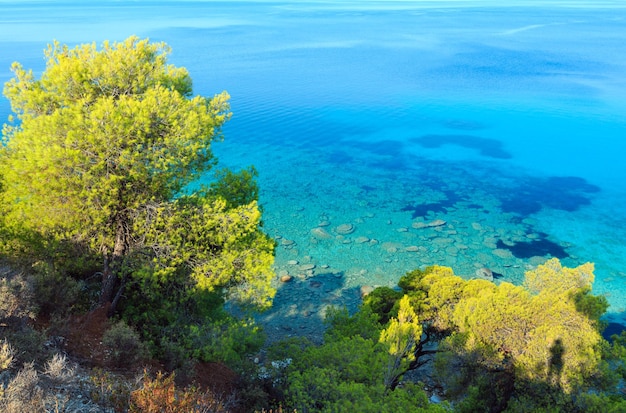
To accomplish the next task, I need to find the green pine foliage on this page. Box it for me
[0,36,275,314]
[0,37,275,380]
[271,306,449,413]
[395,260,625,412]
[362,286,403,324]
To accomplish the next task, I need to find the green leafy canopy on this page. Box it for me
[1,36,275,311]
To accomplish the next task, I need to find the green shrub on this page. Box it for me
[29,262,89,318]
[186,318,265,369]
[0,272,50,366]
[2,327,48,367]
[362,287,403,324]
[102,321,148,368]
[158,338,192,374]
[90,367,135,412]
[323,306,382,343]
[0,274,35,327]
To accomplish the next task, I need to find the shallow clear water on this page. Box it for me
[2,1,626,338]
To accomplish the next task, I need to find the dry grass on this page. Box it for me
[0,340,14,371]
[0,355,124,413]
[130,370,232,413]
[0,363,45,413]
[44,353,76,384]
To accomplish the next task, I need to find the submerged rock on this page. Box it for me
[335,223,355,235]
[493,248,513,259]
[381,242,403,253]
[412,219,447,229]
[433,237,454,245]
[311,227,332,239]
[475,267,493,281]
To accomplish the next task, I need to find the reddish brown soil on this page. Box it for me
[191,361,239,396]
[61,306,244,411]
[64,304,112,367]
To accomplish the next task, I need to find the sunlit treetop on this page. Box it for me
[0,36,274,311]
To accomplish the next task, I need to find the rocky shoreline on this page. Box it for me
[256,207,576,344]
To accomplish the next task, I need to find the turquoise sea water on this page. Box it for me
[2,1,626,339]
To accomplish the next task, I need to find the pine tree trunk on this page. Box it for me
[99,219,128,314]
[99,258,117,306]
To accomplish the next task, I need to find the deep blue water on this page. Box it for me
[2,1,626,337]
